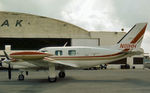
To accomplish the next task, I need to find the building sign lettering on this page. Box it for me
[1,19,23,27]
[15,20,23,27]
[1,20,9,27]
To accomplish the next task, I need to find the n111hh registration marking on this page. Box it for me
[120,44,136,49]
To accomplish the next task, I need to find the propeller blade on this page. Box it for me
[8,64,11,80]
[2,51,12,80]
[0,60,2,67]
[3,50,10,60]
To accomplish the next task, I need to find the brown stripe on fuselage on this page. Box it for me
[50,51,127,60]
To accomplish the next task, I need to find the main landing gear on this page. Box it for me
[59,71,65,78]
[48,64,57,82]
[48,77,57,82]
[48,71,66,82]
[48,64,66,82]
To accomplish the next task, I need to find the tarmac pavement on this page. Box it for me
[0,69,150,93]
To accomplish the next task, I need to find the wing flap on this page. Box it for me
[43,57,78,68]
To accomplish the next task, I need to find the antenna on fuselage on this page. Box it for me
[63,42,68,47]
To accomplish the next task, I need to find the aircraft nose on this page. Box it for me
[0,59,9,68]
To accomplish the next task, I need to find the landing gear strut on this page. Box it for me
[48,64,57,82]
[25,71,29,76]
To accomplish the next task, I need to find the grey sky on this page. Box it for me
[0,0,150,54]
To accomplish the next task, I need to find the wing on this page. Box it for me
[43,57,78,67]
[10,51,78,68]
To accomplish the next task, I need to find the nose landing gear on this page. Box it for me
[18,71,24,81]
[18,74,24,81]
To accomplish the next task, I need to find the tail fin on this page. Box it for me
[117,23,147,51]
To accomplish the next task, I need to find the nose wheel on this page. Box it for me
[18,71,25,81]
[18,74,24,81]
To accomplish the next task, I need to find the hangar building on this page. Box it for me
[0,11,144,69]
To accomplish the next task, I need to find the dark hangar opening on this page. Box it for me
[0,38,71,50]
[109,58,127,64]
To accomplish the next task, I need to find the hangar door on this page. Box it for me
[72,39,100,47]
[0,38,71,50]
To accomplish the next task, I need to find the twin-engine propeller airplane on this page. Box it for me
[0,23,148,82]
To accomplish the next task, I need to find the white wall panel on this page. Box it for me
[72,39,99,47]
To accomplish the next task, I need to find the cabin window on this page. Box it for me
[68,50,76,56]
[55,50,63,56]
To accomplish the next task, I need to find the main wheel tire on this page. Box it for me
[48,77,57,82]
[18,74,24,81]
[59,72,65,78]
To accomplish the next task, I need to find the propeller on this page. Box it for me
[3,50,10,60]
[3,50,12,80]
[0,59,2,67]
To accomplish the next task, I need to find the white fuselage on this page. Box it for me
[39,46,127,68]
[2,46,129,69]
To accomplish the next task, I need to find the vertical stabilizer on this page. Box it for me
[117,23,147,51]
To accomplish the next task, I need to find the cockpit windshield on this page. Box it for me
[39,49,48,53]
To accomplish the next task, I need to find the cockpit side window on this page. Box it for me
[55,50,63,56]
[68,50,76,56]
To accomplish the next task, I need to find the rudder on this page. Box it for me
[117,23,147,51]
